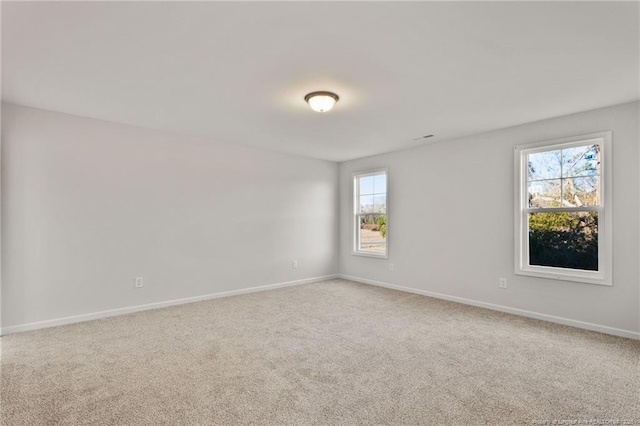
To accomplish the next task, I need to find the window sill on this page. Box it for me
[515,267,611,286]
[352,251,388,259]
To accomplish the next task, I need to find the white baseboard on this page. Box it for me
[340,274,640,340]
[0,274,338,336]
[5,274,637,340]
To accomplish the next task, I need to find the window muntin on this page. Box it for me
[515,132,611,285]
[353,170,387,257]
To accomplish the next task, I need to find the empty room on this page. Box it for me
[1,1,639,425]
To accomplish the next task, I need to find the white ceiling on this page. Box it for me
[2,1,638,162]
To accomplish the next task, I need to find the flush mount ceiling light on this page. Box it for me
[304,91,339,113]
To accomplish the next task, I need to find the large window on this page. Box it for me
[514,132,612,285]
[353,169,387,257]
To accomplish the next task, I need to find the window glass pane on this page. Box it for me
[562,144,600,178]
[359,176,374,195]
[528,212,598,271]
[528,179,561,208]
[358,214,386,253]
[360,195,374,213]
[528,150,561,181]
[562,176,599,207]
[373,173,387,194]
[373,194,386,213]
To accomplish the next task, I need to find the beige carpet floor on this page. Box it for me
[1,279,638,425]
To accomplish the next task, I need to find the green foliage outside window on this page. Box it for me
[528,212,598,271]
[376,215,387,238]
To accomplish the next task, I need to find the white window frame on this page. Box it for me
[514,131,612,286]
[352,168,388,258]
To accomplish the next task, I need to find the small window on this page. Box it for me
[514,132,612,285]
[353,169,387,257]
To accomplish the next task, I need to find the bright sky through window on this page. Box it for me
[354,170,387,257]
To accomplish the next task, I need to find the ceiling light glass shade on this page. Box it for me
[304,91,339,113]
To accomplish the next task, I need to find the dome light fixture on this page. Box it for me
[304,91,339,113]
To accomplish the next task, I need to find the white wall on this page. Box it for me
[1,103,338,331]
[339,101,640,336]
[3,101,639,337]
